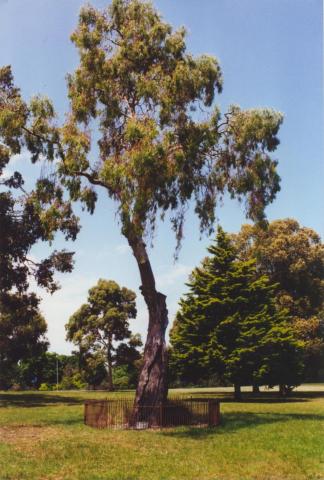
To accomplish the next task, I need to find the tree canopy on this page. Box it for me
[58,0,283,245]
[0,293,48,389]
[170,227,304,398]
[0,66,81,389]
[0,67,79,296]
[66,279,137,390]
[232,219,324,380]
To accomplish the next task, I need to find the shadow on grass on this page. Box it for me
[160,411,324,439]
[175,390,324,404]
[174,394,309,404]
[240,391,324,404]
[0,393,84,408]
[1,390,323,410]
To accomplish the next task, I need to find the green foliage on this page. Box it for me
[114,333,143,388]
[78,350,107,388]
[232,219,324,381]
[0,66,80,390]
[112,365,131,389]
[0,191,74,295]
[0,293,48,390]
[16,352,82,390]
[54,3,283,401]
[170,227,304,389]
[0,66,78,294]
[66,279,137,347]
[12,0,282,251]
[59,372,86,391]
[66,279,139,389]
[38,383,53,391]
[1,0,285,398]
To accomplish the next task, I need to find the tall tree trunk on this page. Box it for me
[107,336,114,391]
[234,383,241,401]
[127,234,168,424]
[279,384,287,397]
[252,384,260,394]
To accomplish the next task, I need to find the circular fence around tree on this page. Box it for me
[84,397,220,430]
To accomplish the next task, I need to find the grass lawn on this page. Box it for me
[0,386,323,480]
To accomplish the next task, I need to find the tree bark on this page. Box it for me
[252,384,260,394]
[234,383,241,401]
[127,233,168,424]
[279,384,287,397]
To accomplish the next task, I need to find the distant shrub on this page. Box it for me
[59,373,86,390]
[113,365,133,390]
[39,383,53,391]
[9,383,22,391]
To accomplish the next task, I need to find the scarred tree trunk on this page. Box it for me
[252,384,260,394]
[127,234,168,423]
[279,384,288,397]
[234,383,242,401]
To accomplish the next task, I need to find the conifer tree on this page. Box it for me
[170,227,304,399]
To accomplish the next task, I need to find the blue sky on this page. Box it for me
[0,0,323,353]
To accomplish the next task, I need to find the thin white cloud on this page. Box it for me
[156,263,192,289]
[91,243,131,260]
[74,248,85,258]
[91,243,130,260]
[35,274,97,354]
[10,152,29,164]
[1,152,29,178]
[115,243,131,255]
[1,167,14,179]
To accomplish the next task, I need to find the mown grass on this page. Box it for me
[0,387,323,480]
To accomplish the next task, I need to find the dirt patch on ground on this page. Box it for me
[0,425,59,446]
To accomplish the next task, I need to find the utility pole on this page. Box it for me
[56,357,59,391]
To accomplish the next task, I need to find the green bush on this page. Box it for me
[113,366,131,389]
[59,373,86,390]
[38,383,53,391]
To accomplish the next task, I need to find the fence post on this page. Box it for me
[84,400,109,428]
[208,400,220,427]
[84,402,88,425]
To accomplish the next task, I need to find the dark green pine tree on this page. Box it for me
[170,227,304,399]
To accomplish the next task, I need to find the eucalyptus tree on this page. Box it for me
[66,279,137,391]
[1,0,284,407]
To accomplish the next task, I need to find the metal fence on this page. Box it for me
[84,397,220,429]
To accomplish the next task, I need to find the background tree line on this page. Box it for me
[1,279,143,391]
[12,348,142,392]
[1,218,323,394]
